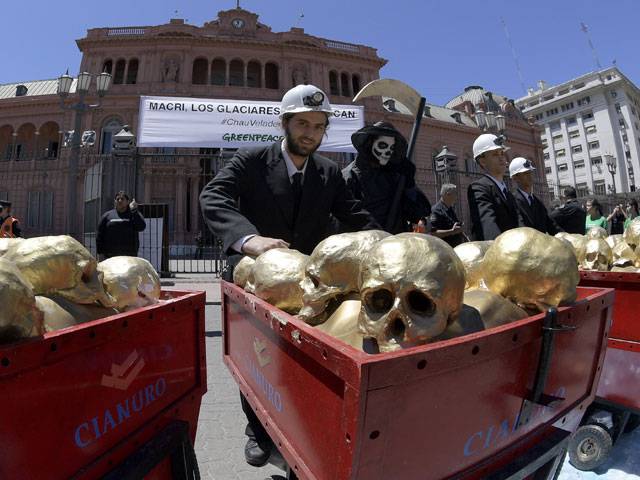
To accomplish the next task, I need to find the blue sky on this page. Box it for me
[1,0,638,105]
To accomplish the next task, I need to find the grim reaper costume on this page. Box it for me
[342,122,431,234]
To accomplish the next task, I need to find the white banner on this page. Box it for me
[136,96,364,153]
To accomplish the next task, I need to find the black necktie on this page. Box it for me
[291,172,303,221]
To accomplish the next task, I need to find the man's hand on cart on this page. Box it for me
[242,235,290,256]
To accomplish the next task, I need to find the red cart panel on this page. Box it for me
[222,282,613,480]
[580,271,640,412]
[0,290,206,479]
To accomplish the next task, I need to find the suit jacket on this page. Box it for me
[514,190,561,235]
[549,200,587,235]
[467,175,520,241]
[199,142,378,255]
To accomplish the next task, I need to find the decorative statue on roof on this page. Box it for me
[343,121,431,233]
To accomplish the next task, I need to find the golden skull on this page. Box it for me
[233,256,256,289]
[298,230,389,325]
[0,238,22,257]
[358,233,465,352]
[581,238,613,271]
[562,234,587,264]
[606,234,624,250]
[453,241,493,290]
[611,242,637,268]
[0,258,44,343]
[586,226,608,239]
[3,236,114,307]
[245,248,309,314]
[483,227,579,311]
[611,265,640,273]
[623,218,640,250]
[98,257,161,311]
[315,296,364,351]
[438,289,529,341]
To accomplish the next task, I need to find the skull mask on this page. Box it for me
[371,135,396,166]
[3,236,114,307]
[358,233,465,352]
[581,238,612,271]
[453,241,493,290]
[245,248,309,314]
[483,228,579,311]
[298,230,390,325]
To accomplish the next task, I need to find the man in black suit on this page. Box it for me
[430,183,466,247]
[199,84,377,468]
[549,186,587,234]
[467,133,521,240]
[509,157,561,235]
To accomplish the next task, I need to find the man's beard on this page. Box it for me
[285,127,321,157]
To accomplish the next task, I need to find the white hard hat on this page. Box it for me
[509,157,536,178]
[280,84,332,118]
[472,133,510,160]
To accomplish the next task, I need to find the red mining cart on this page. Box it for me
[222,281,614,480]
[0,290,207,480]
[570,271,640,470]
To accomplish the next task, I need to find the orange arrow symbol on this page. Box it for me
[101,350,145,390]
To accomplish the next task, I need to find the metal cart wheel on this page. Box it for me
[568,424,612,471]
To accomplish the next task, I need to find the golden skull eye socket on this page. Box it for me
[366,289,394,313]
[407,290,435,316]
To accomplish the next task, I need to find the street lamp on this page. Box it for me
[57,70,112,236]
[605,153,617,194]
[474,105,506,136]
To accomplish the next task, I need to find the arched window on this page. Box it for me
[247,60,261,88]
[192,58,208,85]
[265,62,279,89]
[340,73,350,97]
[351,74,361,96]
[102,59,113,75]
[113,59,126,85]
[16,123,36,160]
[229,59,244,87]
[126,59,139,84]
[38,121,60,158]
[329,71,339,96]
[100,118,123,154]
[0,125,14,160]
[211,58,226,85]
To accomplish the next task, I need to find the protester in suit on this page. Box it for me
[199,84,377,468]
[549,186,586,234]
[430,183,466,247]
[509,157,561,235]
[467,134,521,241]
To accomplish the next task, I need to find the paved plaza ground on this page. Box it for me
[164,274,640,480]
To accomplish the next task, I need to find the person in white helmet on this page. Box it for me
[199,84,377,467]
[509,156,561,234]
[467,133,521,240]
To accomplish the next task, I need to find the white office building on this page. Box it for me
[516,67,640,198]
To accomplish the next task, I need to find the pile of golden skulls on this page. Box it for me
[234,220,640,353]
[0,236,160,344]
